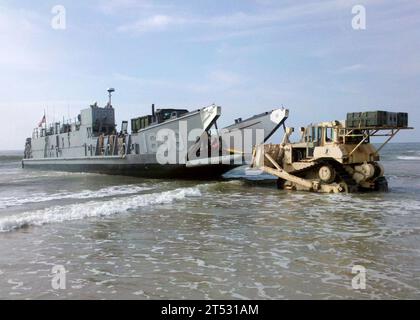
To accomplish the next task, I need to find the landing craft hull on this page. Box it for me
[22,157,238,179]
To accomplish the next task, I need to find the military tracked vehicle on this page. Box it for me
[252,111,412,193]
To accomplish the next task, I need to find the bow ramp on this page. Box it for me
[186,108,289,168]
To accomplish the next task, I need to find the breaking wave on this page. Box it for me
[0,184,153,209]
[397,156,420,161]
[0,187,201,232]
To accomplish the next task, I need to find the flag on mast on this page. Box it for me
[38,114,46,127]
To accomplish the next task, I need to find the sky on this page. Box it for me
[0,0,419,150]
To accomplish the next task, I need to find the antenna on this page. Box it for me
[107,88,115,108]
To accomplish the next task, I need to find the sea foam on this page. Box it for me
[0,184,153,209]
[397,156,420,161]
[0,187,201,232]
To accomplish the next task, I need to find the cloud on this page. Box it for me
[335,64,366,73]
[115,0,351,37]
[113,69,245,92]
[208,70,245,88]
[117,14,185,33]
[0,6,50,70]
[113,72,173,87]
[98,0,172,15]
[114,0,420,43]
[0,6,42,35]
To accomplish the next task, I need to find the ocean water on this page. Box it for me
[0,143,419,299]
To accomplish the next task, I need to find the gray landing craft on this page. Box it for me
[22,88,288,178]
